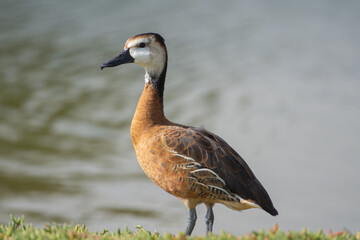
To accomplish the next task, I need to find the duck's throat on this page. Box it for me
[145,63,167,101]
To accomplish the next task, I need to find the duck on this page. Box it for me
[100,32,278,236]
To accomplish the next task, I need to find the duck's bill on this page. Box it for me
[100,48,134,70]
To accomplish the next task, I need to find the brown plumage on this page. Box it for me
[101,32,278,235]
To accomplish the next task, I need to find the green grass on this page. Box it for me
[0,215,359,240]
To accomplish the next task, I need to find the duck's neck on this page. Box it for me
[131,68,169,146]
[144,62,167,100]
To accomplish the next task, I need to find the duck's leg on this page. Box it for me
[205,204,214,235]
[185,208,197,235]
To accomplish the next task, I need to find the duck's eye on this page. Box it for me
[138,42,146,48]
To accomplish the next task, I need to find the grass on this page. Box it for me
[0,215,359,240]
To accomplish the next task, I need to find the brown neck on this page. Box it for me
[130,83,169,146]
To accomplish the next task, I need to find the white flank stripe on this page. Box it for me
[209,185,239,200]
[190,168,226,186]
[167,148,198,162]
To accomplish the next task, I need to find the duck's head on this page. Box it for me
[101,33,167,79]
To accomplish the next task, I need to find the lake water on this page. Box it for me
[0,0,359,235]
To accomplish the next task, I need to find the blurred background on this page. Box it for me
[0,0,359,236]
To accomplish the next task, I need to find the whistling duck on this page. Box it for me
[100,33,278,236]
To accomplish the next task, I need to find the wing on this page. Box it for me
[160,125,278,215]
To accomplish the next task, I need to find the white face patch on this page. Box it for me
[125,35,166,78]
[127,37,152,67]
[130,47,151,66]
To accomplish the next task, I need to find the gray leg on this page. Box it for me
[205,205,214,235]
[185,208,197,235]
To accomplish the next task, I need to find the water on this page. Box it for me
[1,0,359,235]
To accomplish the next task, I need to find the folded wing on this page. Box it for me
[160,125,278,216]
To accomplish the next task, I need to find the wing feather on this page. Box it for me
[160,125,278,215]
